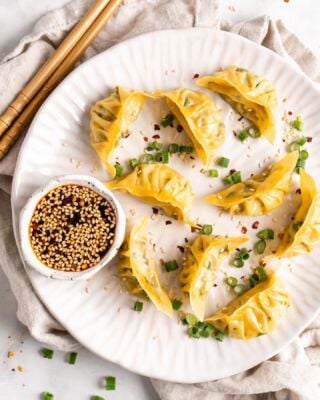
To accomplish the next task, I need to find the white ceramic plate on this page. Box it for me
[12,29,320,383]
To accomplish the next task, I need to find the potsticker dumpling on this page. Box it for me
[205,151,299,216]
[106,164,194,223]
[197,66,277,143]
[119,217,172,317]
[180,235,249,321]
[206,274,290,339]
[275,170,320,257]
[153,88,224,166]
[90,86,148,177]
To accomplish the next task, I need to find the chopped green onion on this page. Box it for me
[91,396,105,400]
[161,113,175,127]
[214,330,225,342]
[224,171,242,185]
[105,376,116,391]
[164,259,179,272]
[133,301,143,312]
[146,141,162,151]
[201,224,213,235]
[233,284,246,295]
[238,129,249,142]
[288,141,301,152]
[179,145,193,154]
[129,158,139,169]
[139,153,154,163]
[200,324,214,338]
[295,158,306,173]
[188,326,201,338]
[232,258,244,268]
[154,152,162,162]
[208,169,219,178]
[292,118,304,131]
[293,221,303,231]
[248,127,261,138]
[238,248,250,260]
[161,151,169,163]
[299,150,309,160]
[296,136,307,146]
[257,229,274,240]
[115,164,123,177]
[42,393,54,400]
[217,157,230,168]
[172,299,183,311]
[168,143,179,153]
[255,239,266,254]
[255,266,267,281]
[41,348,54,359]
[184,313,198,326]
[226,276,238,287]
[67,352,78,365]
[249,273,260,288]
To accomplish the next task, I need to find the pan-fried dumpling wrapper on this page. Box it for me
[197,66,278,143]
[118,217,172,317]
[206,274,290,339]
[205,151,299,216]
[275,170,320,257]
[180,235,249,321]
[106,164,194,223]
[90,86,148,177]
[153,88,224,166]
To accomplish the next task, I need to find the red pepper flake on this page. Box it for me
[306,136,313,142]
[152,134,160,139]
[184,237,189,243]
[159,259,165,266]
[177,245,185,253]
[229,169,236,175]
[282,139,286,143]
[154,124,160,131]
[241,226,248,234]
[288,110,292,115]
[191,225,202,233]
[213,283,218,287]
[165,220,172,225]
[176,124,183,133]
[193,73,200,79]
[233,130,237,137]
[237,116,244,122]
[152,207,159,214]
[252,221,259,229]
[143,136,149,142]
[189,155,195,160]
[169,123,174,128]
[284,0,289,3]
[296,188,301,194]
[250,173,254,177]
[278,233,284,240]
[291,216,294,220]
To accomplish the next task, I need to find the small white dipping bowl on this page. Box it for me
[19,174,126,280]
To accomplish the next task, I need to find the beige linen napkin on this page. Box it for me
[1,1,320,399]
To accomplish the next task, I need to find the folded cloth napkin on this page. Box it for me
[1,1,320,399]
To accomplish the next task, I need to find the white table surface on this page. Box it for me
[1,1,320,399]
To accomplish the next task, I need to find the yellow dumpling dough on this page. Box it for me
[206,274,290,339]
[205,151,299,216]
[119,217,172,317]
[106,164,195,223]
[181,235,249,321]
[197,66,277,143]
[90,86,148,177]
[275,169,320,257]
[153,88,224,166]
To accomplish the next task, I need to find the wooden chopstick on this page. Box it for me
[0,0,123,160]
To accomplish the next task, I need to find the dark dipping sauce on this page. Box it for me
[29,184,116,272]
